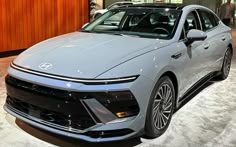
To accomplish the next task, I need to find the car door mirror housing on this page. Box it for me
[186,29,207,46]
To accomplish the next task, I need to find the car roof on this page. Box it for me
[120,3,186,10]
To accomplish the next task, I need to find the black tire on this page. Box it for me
[145,76,175,138]
[216,48,232,80]
[94,13,102,19]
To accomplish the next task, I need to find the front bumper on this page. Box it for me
[4,104,138,142]
[5,75,139,142]
[4,66,154,142]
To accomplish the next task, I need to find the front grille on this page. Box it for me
[6,75,140,118]
[6,96,95,130]
[5,76,97,131]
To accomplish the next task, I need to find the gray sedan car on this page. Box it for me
[4,4,233,142]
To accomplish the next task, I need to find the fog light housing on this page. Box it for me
[116,111,132,118]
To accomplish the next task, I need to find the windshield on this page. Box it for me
[82,8,182,39]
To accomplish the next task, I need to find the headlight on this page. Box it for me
[83,91,140,118]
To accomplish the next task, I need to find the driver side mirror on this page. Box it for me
[186,29,207,46]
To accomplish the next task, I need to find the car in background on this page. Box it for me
[4,4,233,142]
[93,1,140,19]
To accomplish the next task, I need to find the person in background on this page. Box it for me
[219,0,235,26]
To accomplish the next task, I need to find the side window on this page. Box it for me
[185,11,201,32]
[180,29,186,40]
[198,10,217,32]
[211,12,220,26]
[181,11,200,40]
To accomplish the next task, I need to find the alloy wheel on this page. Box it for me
[223,49,232,78]
[152,83,173,130]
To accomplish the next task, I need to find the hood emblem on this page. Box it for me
[38,63,53,70]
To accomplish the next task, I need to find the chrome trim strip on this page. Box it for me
[11,63,138,84]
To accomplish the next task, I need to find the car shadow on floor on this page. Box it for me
[15,80,216,147]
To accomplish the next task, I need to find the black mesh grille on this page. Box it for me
[5,75,140,118]
[6,96,96,130]
[5,75,139,139]
[5,76,96,131]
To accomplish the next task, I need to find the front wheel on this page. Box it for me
[145,76,175,138]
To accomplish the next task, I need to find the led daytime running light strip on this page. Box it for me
[11,63,138,84]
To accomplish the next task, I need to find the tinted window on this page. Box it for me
[198,10,218,32]
[180,29,186,40]
[180,11,200,40]
[212,12,220,25]
[185,11,201,33]
[83,8,182,39]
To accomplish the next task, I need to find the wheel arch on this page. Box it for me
[228,43,233,55]
[159,71,179,109]
[144,71,179,137]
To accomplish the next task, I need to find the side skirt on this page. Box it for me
[175,71,221,111]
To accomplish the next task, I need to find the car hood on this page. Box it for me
[13,32,170,79]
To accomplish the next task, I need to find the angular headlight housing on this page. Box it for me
[83,91,140,118]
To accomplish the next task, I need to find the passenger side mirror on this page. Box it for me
[186,29,207,46]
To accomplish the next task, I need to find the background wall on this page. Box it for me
[183,0,222,13]
[0,0,89,52]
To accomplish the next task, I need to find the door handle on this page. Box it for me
[221,36,226,41]
[171,53,182,59]
[204,44,209,49]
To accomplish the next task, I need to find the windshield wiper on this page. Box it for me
[120,34,140,38]
[80,30,153,38]
[103,32,140,37]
